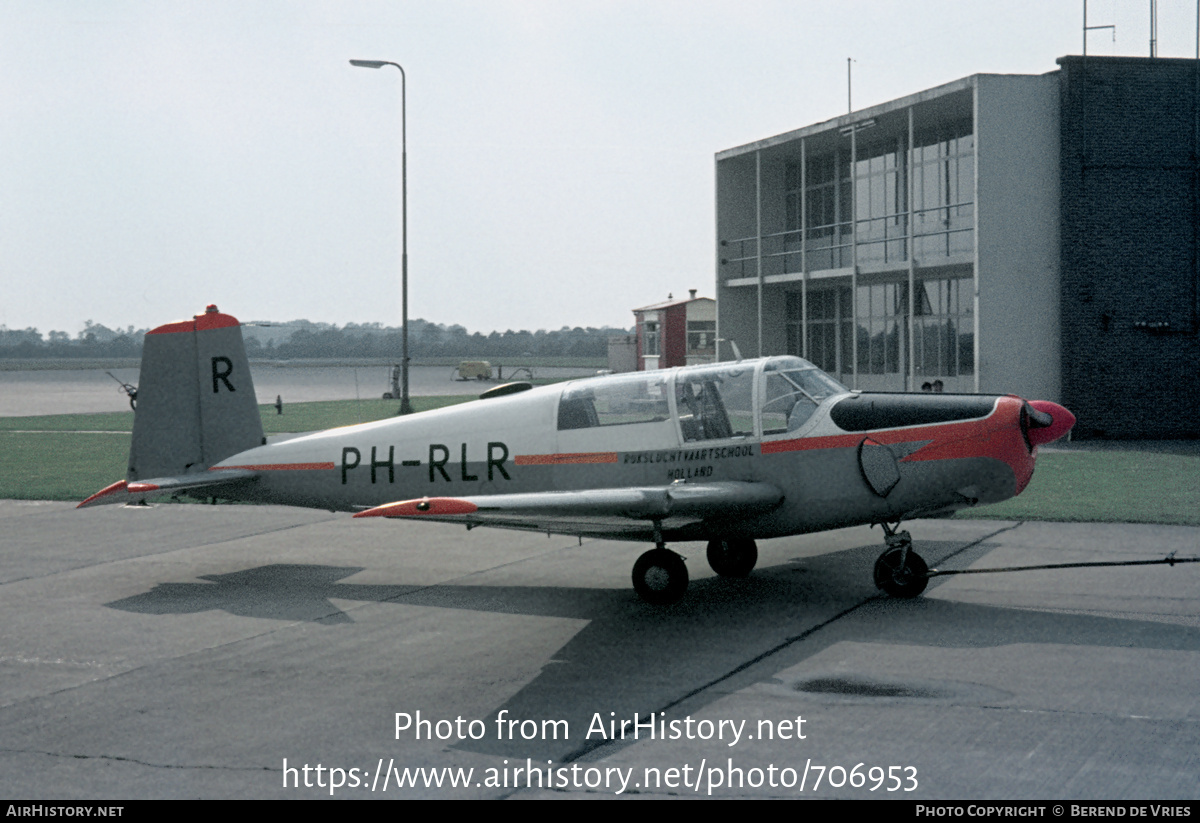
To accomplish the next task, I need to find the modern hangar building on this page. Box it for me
[715,55,1200,438]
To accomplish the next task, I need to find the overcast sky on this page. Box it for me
[3,0,1196,336]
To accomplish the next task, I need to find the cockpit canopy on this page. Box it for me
[556,356,847,441]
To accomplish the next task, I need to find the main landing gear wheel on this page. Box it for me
[633,548,689,605]
[873,546,929,598]
[706,538,758,578]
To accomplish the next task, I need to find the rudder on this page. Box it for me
[127,305,264,481]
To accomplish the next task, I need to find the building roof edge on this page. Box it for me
[715,62,1066,161]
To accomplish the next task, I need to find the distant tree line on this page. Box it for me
[0,321,142,359]
[0,318,631,360]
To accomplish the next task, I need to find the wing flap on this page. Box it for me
[77,468,258,508]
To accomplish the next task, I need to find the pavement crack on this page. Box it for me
[931,520,1026,569]
[0,746,272,772]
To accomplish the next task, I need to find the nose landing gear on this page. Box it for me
[873,523,929,598]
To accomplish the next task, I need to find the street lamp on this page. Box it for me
[350,59,412,415]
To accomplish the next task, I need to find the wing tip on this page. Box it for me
[354,497,479,518]
[78,479,129,508]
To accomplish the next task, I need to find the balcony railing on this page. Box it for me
[720,202,973,281]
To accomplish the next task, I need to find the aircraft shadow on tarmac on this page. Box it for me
[105,539,1200,761]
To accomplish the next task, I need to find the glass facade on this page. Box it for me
[786,289,851,376]
[913,278,974,379]
[777,119,975,275]
[912,125,974,260]
[784,278,974,382]
[856,282,903,375]
[853,137,909,266]
[720,95,978,390]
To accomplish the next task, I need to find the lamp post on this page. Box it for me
[350,59,412,415]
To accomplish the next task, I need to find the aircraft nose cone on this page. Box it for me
[1026,400,1075,445]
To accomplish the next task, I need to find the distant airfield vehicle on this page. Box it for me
[80,306,1075,604]
[455,360,492,381]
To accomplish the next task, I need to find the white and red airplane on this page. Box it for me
[80,306,1075,604]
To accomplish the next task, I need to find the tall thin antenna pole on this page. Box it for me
[1151,0,1158,57]
[847,57,854,113]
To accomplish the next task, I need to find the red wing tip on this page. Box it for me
[78,479,128,508]
[354,497,479,518]
[126,482,160,493]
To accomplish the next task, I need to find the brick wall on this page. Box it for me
[1058,56,1200,438]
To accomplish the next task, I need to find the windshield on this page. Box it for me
[761,357,847,434]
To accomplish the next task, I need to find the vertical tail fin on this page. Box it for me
[127,305,264,481]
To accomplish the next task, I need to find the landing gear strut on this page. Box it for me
[873,523,929,598]
[706,538,757,578]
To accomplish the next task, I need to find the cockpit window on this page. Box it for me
[761,357,847,434]
[557,374,670,430]
[676,365,754,441]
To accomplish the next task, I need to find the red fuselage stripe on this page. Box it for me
[514,452,619,465]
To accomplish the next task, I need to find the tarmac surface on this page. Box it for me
[1,501,1197,799]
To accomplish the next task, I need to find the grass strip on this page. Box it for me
[0,432,132,501]
[954,450,1200,526]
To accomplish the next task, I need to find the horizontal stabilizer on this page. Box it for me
[353,481,783,538]
[77,469,258,508]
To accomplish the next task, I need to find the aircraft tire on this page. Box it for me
[633,549,688,605]
[873,547,929,598]
[706,538,757,577]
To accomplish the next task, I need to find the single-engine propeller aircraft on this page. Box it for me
[80,306,1075,604]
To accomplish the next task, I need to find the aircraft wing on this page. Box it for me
[77,469,258,508]
[352,481,783,540]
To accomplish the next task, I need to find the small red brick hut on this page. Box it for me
[632,290,716,371]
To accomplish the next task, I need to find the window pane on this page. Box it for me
[559,375,669,430]
[677,365,756,440]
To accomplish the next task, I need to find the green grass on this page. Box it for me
[955,450,1200,526]
[0,431,132,501]
[0,411,135,432]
